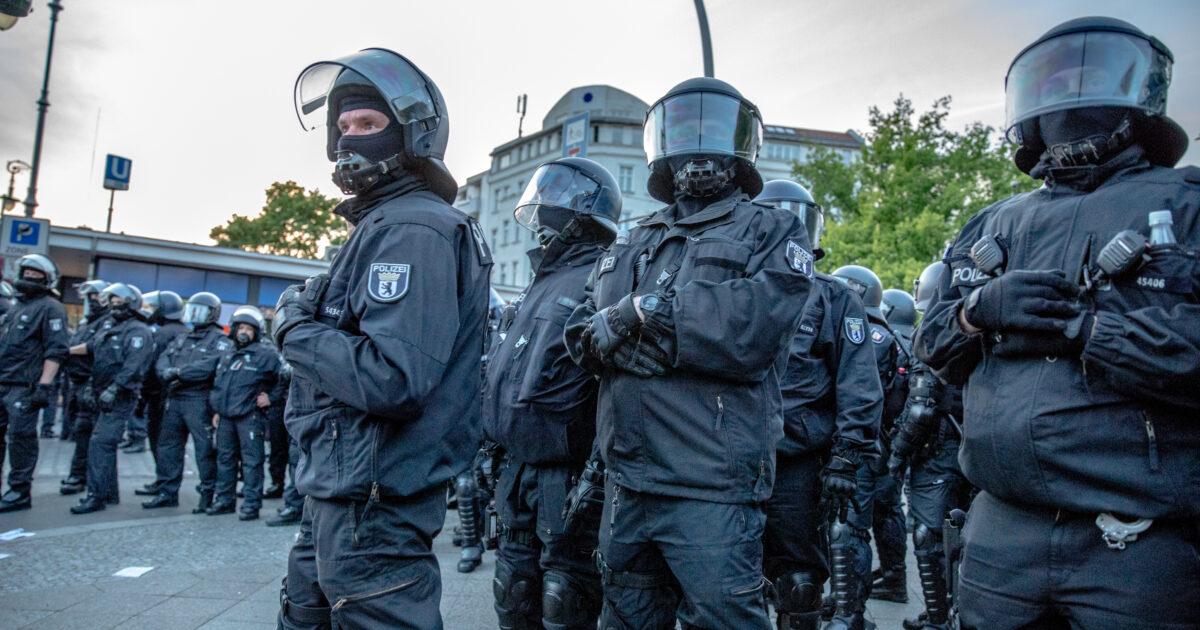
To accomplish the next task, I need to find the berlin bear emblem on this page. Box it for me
[367,263,411,302]
[844,317,865,345]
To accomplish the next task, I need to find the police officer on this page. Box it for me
[125,290,188,457]
[914,17,1199,628]
[60,280,112,496]
[564,78,813,629]
[881,289,917,355]
[754,181,882,630]
[889,262,971,630]
[0,254,69,512]
[276,48,491,629]
[68,283,154,514]
[265,361,302,527]
[141,292,231,511]
[208,306,279,520]
[484,156,620,629]
[263,348,291,502]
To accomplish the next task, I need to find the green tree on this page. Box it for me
[210,181,346,259]
[793,95,1038,290]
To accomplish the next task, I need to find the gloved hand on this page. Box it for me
[80,383,98,413]
[29,383,54,410]
[273,273,330,349]
[160,366,181,382]
[822,453,859,523]
[963,270,1081,333]
[97,384,121,412]
[610,335,672,378]
[579,294,642,367]
[562,456,606,537]
[473,441,503,495]
[991,313,1096,358]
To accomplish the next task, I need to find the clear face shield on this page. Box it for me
[643,92,763,165]
[514,163,615,237]
[771,200,824,249]
[182,303,213,325]
[140,291,161,321]
[295,49,440,134]
[1005,30,1172,141]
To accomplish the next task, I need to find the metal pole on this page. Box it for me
[692,0,714,78]
[23,0,65,217]
[105,189,114,233]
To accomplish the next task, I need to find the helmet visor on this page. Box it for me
[514,163,614,232]
[295,49,438,131]
[1005,31,1171,139]
[141,291,161,318]
[765,200,824,248]
[643,92,763,164]
[182,303,213,324]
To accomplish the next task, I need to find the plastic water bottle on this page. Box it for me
[1148,210,1177,245]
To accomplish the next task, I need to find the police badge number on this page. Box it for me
[844,317,865,345]
[786,241,814,277]
[368,263,410,303]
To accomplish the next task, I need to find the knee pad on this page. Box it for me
[542,570,601,630]
[914,523,942,554]
[774,571,821,614]
[455,472,477,497]
[493,561,540,627]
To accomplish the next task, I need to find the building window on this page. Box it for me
[592,125,600,143]
[499,153,512,169]
[502,219,511,244]
[619,166,634,193]
[551,132,560,151]
[499,263,508,286]
[491,228,499,249]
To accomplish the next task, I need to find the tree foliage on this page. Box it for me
[793,95,1039,290]
[210,181,346,259]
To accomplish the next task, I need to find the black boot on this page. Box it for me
[193,490,213,514]
[142,493,178,509]
[71,495,106,514]
[869,564,908,603]
[266,505,302,527]
[457,542,483,573]
[206,502,236,516]
[263,483,284,499]
[0,490,31,512]
[134,483,159,496]
[912,524,951,629]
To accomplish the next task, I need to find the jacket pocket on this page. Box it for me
[678,236,752,285]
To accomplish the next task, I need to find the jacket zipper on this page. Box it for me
[330,575,420,611]
[1141,411,1161,472]
[609,483,621,531]
[715,395,724,430]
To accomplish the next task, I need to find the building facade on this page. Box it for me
[455,85,864,298]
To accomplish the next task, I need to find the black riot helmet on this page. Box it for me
[183,291,222,326]
[229,305,265,344]
[101,283,143,321]
[1006,16,1186,173]
[913,261,945,313]
[14,253,59,296]
[832,265,884,321]
[643,77,764,203]
[294,48,456,202]
[754,180,824,250]
[515,157,622,248]
[76,279,109,320]
[141,290,184,325]
[881,289,917,329]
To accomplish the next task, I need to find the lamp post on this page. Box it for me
[692,0,713,78]
[22,0,64,217]
[2,160,31,213]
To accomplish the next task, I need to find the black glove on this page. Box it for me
[80,383,98,413]
[474,441,503,495]
[29,383,54,410]
[610,335,672,378]
[97,384,121,412]
[963,270,1080,333]
[579,295,642,366]
[822,452,859,523]
[562,456,606,537]
[991,314,1096,358]
[273,273,330,349]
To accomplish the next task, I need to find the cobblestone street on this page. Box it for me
[0,436,923,629]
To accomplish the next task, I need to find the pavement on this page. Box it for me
[0,432,928,629]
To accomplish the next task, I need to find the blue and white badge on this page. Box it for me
[368,263,410,302]
[131,336,144,349]
[49,318,62,332]
[598,256,616,275]
[786,241,814,277]
[844,317,865,345]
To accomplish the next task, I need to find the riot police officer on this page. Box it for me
[142,292,231,511]
[60,280,112,496]
[276,48,491,629]
[68,283,154,514]
[914,17,1200,628]
[484,156,620,629]
[881,289,917,355]
[125,290,188,457]
[0,254,69,512]
[564,78,814,629]
[208,306,279,520]
[754,181,882,630]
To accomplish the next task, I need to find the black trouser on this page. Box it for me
[958,491,1200,630]
[152,394,216,498]
[279,488,447,629]
[86,388,136,502]
[0,384,38,496]
[214,411,265,511]
[124,390,148,441]
[597,479,771,629]
[60,378,75,441]
[38,379,60,434]
[763,454,828,585]
[266,406,288,488]
[282,437,304,510]
[144,390,166,458]
[872,458,908,572]
[68,382,97,481]
[494,459,602,630]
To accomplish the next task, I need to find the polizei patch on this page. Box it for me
[786,241,814,277]
[844,318,865,345]
[367,263,410,302]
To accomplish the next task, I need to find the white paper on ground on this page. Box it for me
[0,528,34,541]
[113,566,155,578]
[0,553,11,559]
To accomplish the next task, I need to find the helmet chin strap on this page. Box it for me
[673,157,737,199]
[332,152,405,196]
[1044,116,1133,168]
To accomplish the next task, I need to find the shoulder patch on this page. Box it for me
[49,318,62,332]
[367,263,410,302]
[844,317,865,345]
[786,241,814,277]
[598,255,616,276]
[469,220,493,265]
[131,336,145,349]
[216,339,232,352]
[871,329,885,344]
[948,260,990,289]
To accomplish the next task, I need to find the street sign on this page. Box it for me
[0,215,50,281]
[561,112,589,158]
[103,154,132,191]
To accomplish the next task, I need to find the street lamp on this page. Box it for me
[22,0,64,217]
[693,0,713,78]
[2,160,31,213]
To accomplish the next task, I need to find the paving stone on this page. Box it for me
[0,608,52,629]
[142,595,237,619]
[22,610,126,630]
[63,593,168,617]
[209,599,281,623]
[177,580,263,601]
[113,615,209,630]
[0,584,102,611]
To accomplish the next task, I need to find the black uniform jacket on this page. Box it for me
[64,313,112,384]
[284,189,492,501]
[143,320,190,397]
[210,340,280,418]
[0,293,68,385]
[565,192,814,503]
[89,317,154,392]
[914,147,1200,518]
[778,274,881,457]
[156,324,233,398]
[869,318,908,434]
[484,242,603,466]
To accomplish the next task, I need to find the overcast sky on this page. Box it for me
[1,0,1197,245]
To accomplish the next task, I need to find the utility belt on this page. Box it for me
[500,524,536,547]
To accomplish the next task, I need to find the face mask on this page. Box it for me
[110,303,134,321]
[235,331,254,346]
[14,279,48,296]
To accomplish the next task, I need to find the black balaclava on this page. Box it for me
[110,302,135,321]
[1038,106,1132,167]
[334,94,406,165]
[14,275,49,298]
